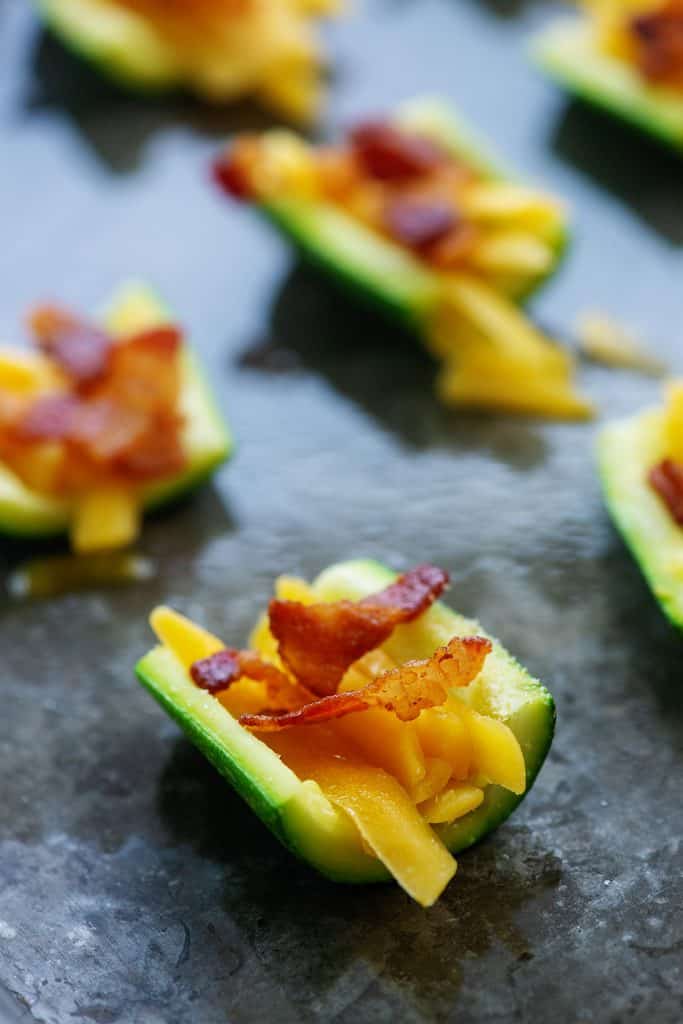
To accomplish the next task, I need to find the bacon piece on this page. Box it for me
[361,563,449,615]
[649,458,683,525]
[191,649,241,694]
[0,303,188,495]
[14,394,80,441]
[240,691,372,731]
[190,648,313,707]
[122,326,182,356]
[212,153,254,199]
[104,328,181,415]
[112,414,186,481]
[212,138,260,200]
[28,306,111,387]
[240,635,491,732]
[631,1,683,88]
[426,222,479,269]
[269,564,450,696]
[350,122,446,181]
[69,397,148,461]
[384,198,457,251]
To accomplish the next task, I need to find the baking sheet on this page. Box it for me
[1,1,682,1021]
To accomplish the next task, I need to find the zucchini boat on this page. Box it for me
[0,283,232,550]
[599,381,683,628]
[34,0,339,122]
[136,559,556,906]
[533,3,683,152]
[213,98,592,419]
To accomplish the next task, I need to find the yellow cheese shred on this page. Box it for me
[664,380,683,463]
[420,783,484,824]
[71,486,141,553]
[150,605,224,668]
[269,731,457,906]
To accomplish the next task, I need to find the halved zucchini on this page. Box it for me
[599,408,683,628]
[216,98,593,419]
[33,0,338,121]
[135,559,556,897]
[533,19,683,151]
[0,282,232,539]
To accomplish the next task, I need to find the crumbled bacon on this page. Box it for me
[112,414,186,481]
[350,122,446,181]
[190,647,314,706]
[15,394,80,442]
[649,458,683,525]
[212,140,259,200]
[631,1,683,89]
[239,635,491,731]
[269,564,449,696]
[426,222,479,269]
[28,306,112,387]
[69,397,148,461]
[360,563,449,615]
[0,307,187,496]
[384,198,457,251]
[191,649,241,694]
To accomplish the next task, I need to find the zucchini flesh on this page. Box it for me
[533,20,683,151]
[599,409,683,628]
[135,559,556,885]
[0,282,232,538]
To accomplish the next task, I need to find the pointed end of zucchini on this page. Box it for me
[598,411,683,631]
[533,19,683,153]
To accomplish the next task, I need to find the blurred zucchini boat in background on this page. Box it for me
[213,97,592,419]
[534,1,683,151]
[34,0,340,122]
[599,380,683,628]
[0,283,231,551]
[136,559,556,906]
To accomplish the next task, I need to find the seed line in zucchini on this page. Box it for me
[33,0,340,122]
[213,97,591,419]
[0,282,232,550]
[136,559,555,906]
[533,2,683,151]
[599,379,683,629]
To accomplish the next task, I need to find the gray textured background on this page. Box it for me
[1,1,682,1021]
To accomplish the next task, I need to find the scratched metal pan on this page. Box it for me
[0,1,682,1022]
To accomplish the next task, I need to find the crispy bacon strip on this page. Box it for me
[649,458,683,525]
[28,306,112,387]
[3,310,188,493]
[350,122,446,181]
[14,395,80,442]
[268,564,449,696]
[384,198,457,251]
[631,1,683,89]
[240,634,492,732]
[190,648,313,708]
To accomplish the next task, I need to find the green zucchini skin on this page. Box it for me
[251,97,568,331]
[533,20,683,153]
[599,410,683,630]
[0,283,233,540]
[135,559,556,884]
[34,0,182,95]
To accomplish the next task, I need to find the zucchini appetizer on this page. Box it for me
[534,1,683,151]
[34,0,339,122]
[136,560,556,906]
[599,381,683,628]
[0,283,231,551]
[213,98,592,419]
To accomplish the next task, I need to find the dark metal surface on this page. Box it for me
[1,1,682,1021]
